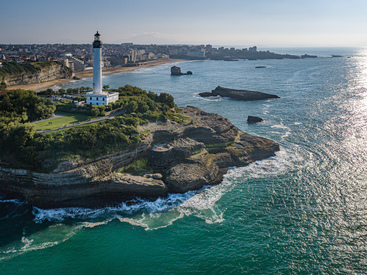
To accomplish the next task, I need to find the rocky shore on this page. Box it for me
[0,106,279,208]
[199,86,280,101]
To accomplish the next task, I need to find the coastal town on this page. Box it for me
[0,43,301,75]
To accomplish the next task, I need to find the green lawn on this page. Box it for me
[33,113,92,131]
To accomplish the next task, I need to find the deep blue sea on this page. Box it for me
[1,48,367,274]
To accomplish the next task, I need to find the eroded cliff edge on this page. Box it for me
[3,62,72,87]
[0,106,279,208]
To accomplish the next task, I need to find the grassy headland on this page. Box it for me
[0,85,188,172]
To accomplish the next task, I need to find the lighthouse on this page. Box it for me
[93,31,102,94]
[86,32,119,106]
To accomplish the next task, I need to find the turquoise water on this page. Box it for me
[1,48,367,274]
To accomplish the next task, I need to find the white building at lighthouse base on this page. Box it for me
[86,91,119,106]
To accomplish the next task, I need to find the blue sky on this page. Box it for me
[1,0,367,46]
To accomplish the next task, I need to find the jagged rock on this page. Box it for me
[165,150,221,193]
[247,116,263,124]
[199,86,280,101]
[144,173,163,180]
[171,66,182,75]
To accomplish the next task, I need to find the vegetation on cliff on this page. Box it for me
[0,89,55,122]
[0,86,182,172]
[0,61,65,79]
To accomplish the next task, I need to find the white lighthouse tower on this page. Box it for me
[92,31,103,94]
[86,31,119,106]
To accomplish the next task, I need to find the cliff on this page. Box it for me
[2,62,72,87]
[199,86,280,101]
[0,106,279,208]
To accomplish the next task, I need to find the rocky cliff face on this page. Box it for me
[4,62,72,86]
[0,106,279,208]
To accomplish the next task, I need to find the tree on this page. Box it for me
[126,101,138,113]
[158,93,175,108]
[103,85,110,90]
[46,88,54,95]
[0,121,34,154]
[91,106,100,116]
[98,105,106,116]
[0,89,55,121]
[0,81,7,91]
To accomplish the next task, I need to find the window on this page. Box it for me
[96,103,98,105]
[90,97,92,100]
[97,97,98,100]
[103,98,105,101]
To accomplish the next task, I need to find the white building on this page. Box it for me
[87,93,119,105]
[86,32,119,106]
[186,49,206,58]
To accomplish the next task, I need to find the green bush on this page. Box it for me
[0,89,55,122]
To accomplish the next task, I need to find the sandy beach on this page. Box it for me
[7,59,183,92]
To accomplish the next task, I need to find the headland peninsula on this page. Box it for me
[0,86,279,208]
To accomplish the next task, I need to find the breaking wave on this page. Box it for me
[31,146,301,230]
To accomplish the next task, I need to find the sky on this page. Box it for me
[1,0,367,47]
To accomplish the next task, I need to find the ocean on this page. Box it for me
[1,47,367,274]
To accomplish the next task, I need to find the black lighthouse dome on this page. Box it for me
[93,31,102,48]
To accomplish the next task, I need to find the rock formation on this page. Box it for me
[199,86,280,101]
[0,106,279,208]
[247,116,263,124]
[171,66,192,76]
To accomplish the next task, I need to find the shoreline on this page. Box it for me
[7,59,184,92]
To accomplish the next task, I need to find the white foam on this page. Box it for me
[226,147,304,180]
[270,119,292,141]
[31,189,206,224]
[193,93,222,101]
[0,199,25,205]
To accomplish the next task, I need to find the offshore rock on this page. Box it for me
[247,116,263,124]
[171,66,192,76]
[199,86,280,101]
[0,106,279,208]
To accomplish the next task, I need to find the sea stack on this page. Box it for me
[171,66,193,76]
